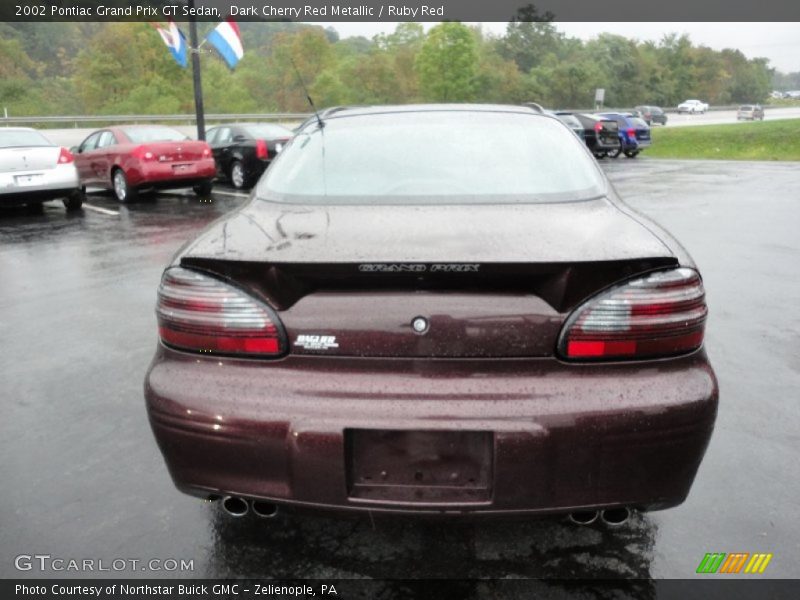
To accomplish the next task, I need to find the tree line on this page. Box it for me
[0,20,790,118]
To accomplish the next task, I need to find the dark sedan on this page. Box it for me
[564,113,621,158]
[634,105,668,126]
[145,105,717,525]
[73,125,216,202]
[206,123,293,189]
[550,112,585,141]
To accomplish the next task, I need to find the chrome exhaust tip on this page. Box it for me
[251,500,279,519]
[568,510,600,526]
[600,507,631,527]
[221,496,249,517]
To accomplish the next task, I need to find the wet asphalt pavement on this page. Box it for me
[1,159,799,585]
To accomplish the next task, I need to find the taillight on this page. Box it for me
[627,128,637,139]
[58,147,74,164]
[156,267,286,357]
[202,145,211,157]
[132,146,155,161]
[558,268,707,360]
[255,139,269,160]
[594,122,603,132]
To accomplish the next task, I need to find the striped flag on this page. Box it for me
[206,17,244,70]
[153,19,188,68]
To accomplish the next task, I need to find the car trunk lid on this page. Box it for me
[179,199,676,358]
[144,140,207,162]
[0,146,60,173]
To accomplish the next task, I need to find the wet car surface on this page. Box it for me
[1,159,798,583]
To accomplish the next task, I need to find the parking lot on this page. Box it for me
[1,158,798,583]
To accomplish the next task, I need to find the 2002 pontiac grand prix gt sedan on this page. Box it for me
[145,105,718,525]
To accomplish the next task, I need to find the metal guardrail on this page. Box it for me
[0,113,312,127]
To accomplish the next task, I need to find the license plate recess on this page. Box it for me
[346,429,493,504]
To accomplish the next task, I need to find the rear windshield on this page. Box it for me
[257,111,606,204]
[0,129,51,148]
[629,117,649,128]
[123,126,188,143]
[740,105,754,110]
[242,124,293,139]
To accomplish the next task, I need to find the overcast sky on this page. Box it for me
[315,22,800,74]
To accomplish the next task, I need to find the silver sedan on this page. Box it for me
[0,127,84,211]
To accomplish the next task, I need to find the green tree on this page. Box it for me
[72,22,190,113]
[498,18,560,73]
[415,22,478,102]
[259,28,334,111]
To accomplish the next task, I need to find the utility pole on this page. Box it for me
[187,0,206,140]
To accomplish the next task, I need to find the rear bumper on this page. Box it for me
[0,166,79,205]
[128,159,216,189]
[145,346,718,517]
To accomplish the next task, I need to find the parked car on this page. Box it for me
[0,127,84,211]
[206,123,294,190]
[145,104,717,524]
[634,105,668,126]
[736,105,764,121]
[566,113,621,158]
[72,125,216,202]
[677,100,709,114]
[597,112,652,157]
[550,112,585,141]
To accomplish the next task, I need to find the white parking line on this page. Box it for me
[212,190,250,199]
[82,203,119,216]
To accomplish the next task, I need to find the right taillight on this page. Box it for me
[58,147,74,164]
[156,267,286,357]
[558,268,707,361]
[255,139,269,160]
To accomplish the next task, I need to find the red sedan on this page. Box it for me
[72,125,216,202]
[145,105,717,525]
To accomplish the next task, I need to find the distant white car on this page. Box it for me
[0,127,84,211]
[677,100,709,114]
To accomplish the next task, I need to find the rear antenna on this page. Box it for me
[291,58,324,129]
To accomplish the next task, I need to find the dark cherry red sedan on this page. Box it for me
[145,105,718,525]
[73,125,216,202]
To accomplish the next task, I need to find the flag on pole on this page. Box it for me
[206,17,244,70]
[153,19,188,68]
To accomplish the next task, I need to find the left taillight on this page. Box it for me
[558,268,708,361]
[156,267,286,357]
[132,146,155,161]
[58,147,74,164]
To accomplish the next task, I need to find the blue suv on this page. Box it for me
[597,113,652,158]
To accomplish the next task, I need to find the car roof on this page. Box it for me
[316,104,553,121]
[0,127,38,132]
